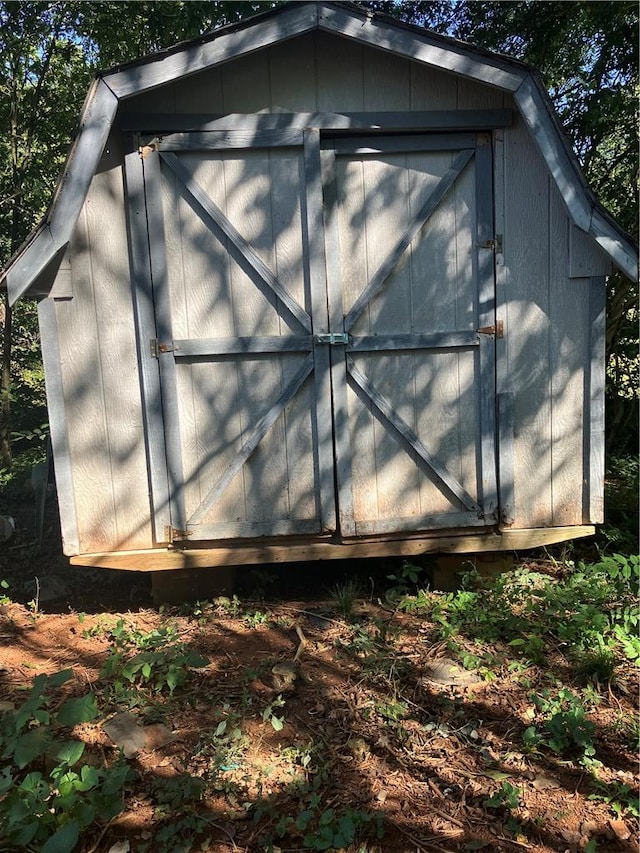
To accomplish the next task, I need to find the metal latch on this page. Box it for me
[477,320,504,339]
[477,235,503,253]
[314,333,349,345]
[150,339,174,358]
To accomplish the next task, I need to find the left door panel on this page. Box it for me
[134,140,334,543]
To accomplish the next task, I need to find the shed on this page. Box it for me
[2,2,637,573]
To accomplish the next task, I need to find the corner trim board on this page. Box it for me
[37,298,80,554]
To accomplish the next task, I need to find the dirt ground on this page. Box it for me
[0,497,638,853]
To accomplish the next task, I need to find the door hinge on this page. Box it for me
[165,525,191,541]
[477,320,504,339]
[150,339,174,358]
[314,333,349,346]
[477,235,503,253]
[139,143,157,159]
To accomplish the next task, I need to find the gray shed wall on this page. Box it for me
[42,31,609,556]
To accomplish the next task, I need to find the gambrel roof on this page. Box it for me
[2,0,637,302]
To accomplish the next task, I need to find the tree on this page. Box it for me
[0,1,279,469]
[0,2,95,467]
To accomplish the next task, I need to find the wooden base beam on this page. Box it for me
[69,525,595,572]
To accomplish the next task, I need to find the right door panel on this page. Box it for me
[324,134,498,536]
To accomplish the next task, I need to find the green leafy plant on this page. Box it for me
[293,799,384,851]
[0,579,10,605]
[262,695,286,732]
[100,619,209,697]
[0,669,130,851]
[589,779,640,819]
[523,689,596,762]
[484,781,522,810]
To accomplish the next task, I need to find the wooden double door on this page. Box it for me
[128,126,497,545]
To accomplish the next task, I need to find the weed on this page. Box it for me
[523,689,596,762]
[262,695,286,732]
[329,579,361,617]
[142,814,208,853]
[0,669,130,851]
[484,781,522,810]
[573,642,618,685]
[243,608,272,628]
[589,779,640,819]
[194,702,247,779]
[265,794,385,851]
[386,560,430,600]
[100,619,209,697]
[0,579,10,605]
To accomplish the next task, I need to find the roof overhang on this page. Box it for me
[2,0,637,304]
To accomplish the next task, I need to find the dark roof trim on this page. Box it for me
[2,0,636,303]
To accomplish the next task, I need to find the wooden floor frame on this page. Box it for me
[70,525,595,572]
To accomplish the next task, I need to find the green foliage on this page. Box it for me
[329,578,362,617]
[100,620,209,697]
[484,781,522,810]
[386,559,430,597]
[601,455,640,553]
[523,689,597,762]
[426,556,639,668]
[589,779,640,819]
[278,796,384,851]
[262,694,286,732]
[0,669,130,851]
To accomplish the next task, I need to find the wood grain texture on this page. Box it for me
[514,75,591,232]
[70,525,597,571]
[83,164,153,550]
[7,79,118,305]
[104,4,319,98]
[56,205,118,553]
[317,6,524,91]
[269,32,318,112]
[124,151,173,545]
[504,115,552,527]
[585,277,606,524]
[549,186,588,527]
[315,31,365,112]
[569,223,612,278]
[38,299,80,555]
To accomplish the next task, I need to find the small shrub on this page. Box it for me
[0,670,130,851]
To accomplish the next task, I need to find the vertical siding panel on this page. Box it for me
[504,115,552,527]
[221,152,290,524]
[161,157,204,524]
[57,205,118,553]
[457,77,505,110]
[221,50,271,113]
[270,147,318,522]
[316,32,364,111]
[409,153,464,515]
[585,277,606,523]
[172,67,224,114]
[338,158,378,524]
[493,125,515,524]
[269,33,318,111]
[362,158,420,521]
[549,189,588,526]
[364,50,410,111]
[410,63,457,109]
[84,166,152,549]
[39,298,80,555]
